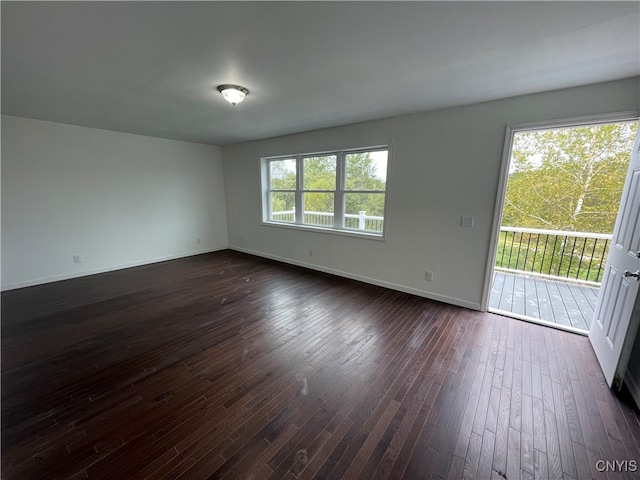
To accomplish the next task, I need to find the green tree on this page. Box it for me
[269,159,296,216]
[269,152,388,228]
[303,155,337,215]
[301,152,387,217]
[503,122,637,233]
[344,152,386,218]
[496,122,637,282]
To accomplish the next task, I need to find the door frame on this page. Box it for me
[481,111,640,313]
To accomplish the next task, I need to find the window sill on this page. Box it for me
[261,221,387,241]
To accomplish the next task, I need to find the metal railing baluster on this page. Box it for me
[597,239,609,282]
[566,236,578,278]
[532,234,541,272]
[549,236,559,276]
[540,234,549,275]
[523,232,532,271]
[494,226,612,285]
[586,239,596,282]
[508,231,516,268]
[576,238,588,280]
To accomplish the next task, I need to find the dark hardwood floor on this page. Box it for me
[2,250,639,479]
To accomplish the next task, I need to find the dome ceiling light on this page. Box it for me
[217,84,249,106]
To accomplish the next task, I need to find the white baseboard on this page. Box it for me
[4,245,484,312]
[1,247,227,291]
[625,370,640,410]
[230,246,482,311]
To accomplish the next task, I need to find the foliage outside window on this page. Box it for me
[503,122,638,233]
[263,147,389,236]
[496,120,638,283]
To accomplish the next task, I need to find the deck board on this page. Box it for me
[534,278,555,323]
[546,280,572,327]
[555,281,586,330]
[490,270,505,308]
[499,272,515,311]
[490,272,598,332]
[523,277,539,319]
[511,274,526,316]
[566,283,595,324]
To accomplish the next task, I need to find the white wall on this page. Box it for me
[3,80,640,400]
[1,115,228,289]
[223,77,640,310]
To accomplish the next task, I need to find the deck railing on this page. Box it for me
[496,226,611,285]
[271,210,384,232]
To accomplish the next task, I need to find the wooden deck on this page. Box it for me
[489,271,599,332]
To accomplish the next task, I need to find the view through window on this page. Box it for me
[490,120,638,333]
[264,147,389,236]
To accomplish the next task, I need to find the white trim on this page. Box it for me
[261,220,386,240]
[297,156,305,224]
[494,267,602,287]
[0,247,227,291]
[231,245,482,311]
[262,145,391,240]
[482,124,515,310]
[482,111,640,312]
[261,145,389,161]
[624,370,640,410]
[505,111,640,133]
[335,150,345,230]
[499,226,612,240]
[489,308,588,336]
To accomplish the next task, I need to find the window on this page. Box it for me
[263,147,389,237]
[268,158,296,223]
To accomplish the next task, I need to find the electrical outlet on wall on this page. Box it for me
[461,216,474,227]
[73,255,82,264]
[425,271,433,281]
[309,250,314,257]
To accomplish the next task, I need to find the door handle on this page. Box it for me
[624,270,640,280]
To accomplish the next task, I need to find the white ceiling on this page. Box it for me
[2,2,639,146]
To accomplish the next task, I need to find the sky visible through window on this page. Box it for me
[272,150,387,183]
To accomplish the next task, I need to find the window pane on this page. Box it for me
[345,151,387,190]
[303,192,334,226]
[270,192,295,222]
[344,193,385,232]
[270,159,296,190]
[303,155,336,190]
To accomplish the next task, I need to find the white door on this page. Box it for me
[589,129,640,389]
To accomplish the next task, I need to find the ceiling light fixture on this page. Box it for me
[217,84,249,106]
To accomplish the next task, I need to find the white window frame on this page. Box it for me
[262,146,390,239]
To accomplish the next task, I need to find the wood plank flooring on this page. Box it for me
[490,272,599,332]
[2,250,639,479]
